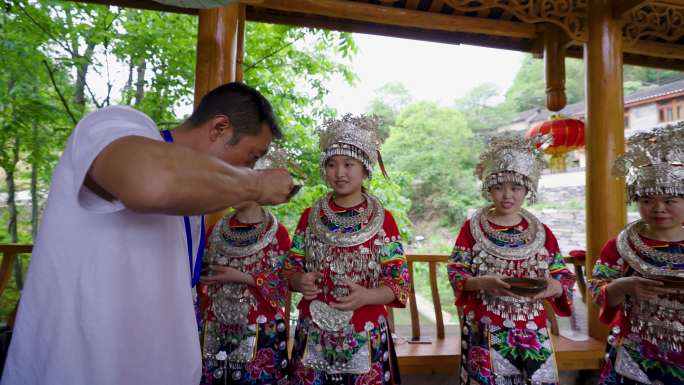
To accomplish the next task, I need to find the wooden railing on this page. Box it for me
[399,253,450,341]
[394,253,460,375]
[397,252,604,372]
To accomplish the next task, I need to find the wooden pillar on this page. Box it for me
[194,4,246,226]
[194,3,245,106]
[584,0,627,341]
[544,25,567,112]
[235,5,246,83]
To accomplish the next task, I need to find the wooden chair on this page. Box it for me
[389,254,461,375]
[564,249,588,303]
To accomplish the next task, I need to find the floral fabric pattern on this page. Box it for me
[201,318,289,385]
[289,319,395,385]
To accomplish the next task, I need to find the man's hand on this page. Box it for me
[254,169,294,205]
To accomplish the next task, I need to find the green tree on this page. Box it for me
[366,82,412,140]
[382,101,483,226]
[113,9,198,122]
[454,82,515,133]
[624,65,681,86]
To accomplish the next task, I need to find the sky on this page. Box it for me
[323,33,526,115]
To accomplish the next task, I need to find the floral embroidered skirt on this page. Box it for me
[289,317,399,385]
[599,336,684,385]
[460,319,558,385]
[201,318,289,385]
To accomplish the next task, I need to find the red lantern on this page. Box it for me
[526,115,585,171]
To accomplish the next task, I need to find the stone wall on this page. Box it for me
[527,208,639,254]
[537,186,585,204]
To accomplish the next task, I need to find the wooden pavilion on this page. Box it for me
[3,0,684,378]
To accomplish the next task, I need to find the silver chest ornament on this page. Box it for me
[302,194,393,376]
[617,221,684,353]
[470,206,549,326]
[304,194,387,304]
[203,211,281,372]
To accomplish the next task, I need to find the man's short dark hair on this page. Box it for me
[188,82,282,142]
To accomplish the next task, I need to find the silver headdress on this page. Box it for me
[475,134,551,203]
[318,114,384,180]
[613,121,684,201]
[254,146,289,170]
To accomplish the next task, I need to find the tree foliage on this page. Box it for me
[365,82,412,140]
[1,1,381,243]
[454,82,515,134]
[382,101,483,226]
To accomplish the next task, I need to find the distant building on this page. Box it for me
[496,78,684,170]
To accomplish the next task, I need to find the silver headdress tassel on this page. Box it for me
[318,114,387,180]
[475,134,551,204]
[613,121,684,201]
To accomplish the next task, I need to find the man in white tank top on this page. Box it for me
[2,83,293,385]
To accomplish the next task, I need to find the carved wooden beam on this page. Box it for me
[625,40,684,59]
[242,0,538,39]
[444,0,588,42]
[623,1,684,45]
[613,0,648,17]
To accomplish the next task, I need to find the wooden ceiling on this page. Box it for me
[73,0,684,70]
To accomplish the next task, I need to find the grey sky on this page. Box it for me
[324,33,525,115]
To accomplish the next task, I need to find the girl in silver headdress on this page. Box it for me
[589,123,684,385]
[198,200,291,385]
[284,114,410,385]
[447,135,576,385]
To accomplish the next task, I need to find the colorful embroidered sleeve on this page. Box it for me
[253,224,291,313]
[379,210,410,308]
[589,238,624,324]
[447,221,476,306]
[283,208,311,279]
[543,225,576,316]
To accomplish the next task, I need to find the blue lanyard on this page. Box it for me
[161,130,206,287]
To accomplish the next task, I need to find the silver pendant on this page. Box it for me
[310,300,353,331]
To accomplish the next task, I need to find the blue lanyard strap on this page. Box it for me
[161,129,206,287]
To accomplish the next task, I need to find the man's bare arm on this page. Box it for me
[88,136,292,215]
